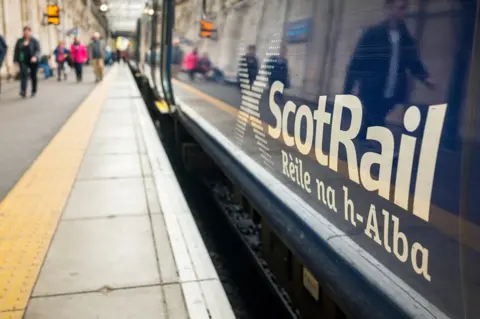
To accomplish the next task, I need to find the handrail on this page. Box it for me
[150,0,159,92]
[135,18,141,65]
[159,0,176,109]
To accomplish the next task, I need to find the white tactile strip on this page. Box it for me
[129,71,236,319]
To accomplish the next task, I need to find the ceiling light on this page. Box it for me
[148,8,154,15]
[100,4,108,12]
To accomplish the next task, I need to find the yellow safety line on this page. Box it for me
[0,311,22,319]
[0,66,118,314]
[172,79,480,253]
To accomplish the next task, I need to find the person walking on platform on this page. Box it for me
[0,34,8,93]
[183,47,200,81]
[89,32,105,82]
[267,43,290,88]
[0,34,6,68]
[70,36,88,82]
[13,26,40,98]
[54,40,69,81]
[238,45,259,87]
[171,39,183,79]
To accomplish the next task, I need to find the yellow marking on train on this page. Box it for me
[0,66,118,313]
[172,79,480,253]
[155,100,170,114]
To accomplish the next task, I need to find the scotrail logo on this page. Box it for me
[234,37,282,170]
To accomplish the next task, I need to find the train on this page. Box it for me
[130,0,480,318]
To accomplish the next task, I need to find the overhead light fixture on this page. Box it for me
[148,8,154,15]
[100,4,108,12]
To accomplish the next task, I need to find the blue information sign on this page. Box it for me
[285,19,312,43]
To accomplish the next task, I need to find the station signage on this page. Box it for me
[285,19,312,43]
[46,4,60,25]
[199,19,217,39]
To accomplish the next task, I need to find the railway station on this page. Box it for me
[1,0,480,319]
[0,1,235,318]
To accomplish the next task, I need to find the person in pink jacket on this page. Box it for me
[183,47,199,81]
[70,36,88,82]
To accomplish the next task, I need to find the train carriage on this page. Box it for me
[132,0,480,318]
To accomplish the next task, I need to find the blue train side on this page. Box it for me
[135,0,480,318]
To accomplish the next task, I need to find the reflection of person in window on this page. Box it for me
[344,0,435,144]
[197,53,212,77]
[171,39,183,78]
[239,45,259,86]
[267,43,290,88]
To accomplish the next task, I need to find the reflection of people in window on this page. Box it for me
[171,38,184,78]
[197,53,212,76]
[239,45,259,86]
[344,0,435,143]
[267,43,290,88]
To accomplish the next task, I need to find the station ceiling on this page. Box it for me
[98,0,146,32]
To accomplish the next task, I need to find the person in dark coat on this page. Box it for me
[344,0,435,141]
[0,34,7,69]
[13,26,41,98]
[171,38,184,78]
[267,43,290,88]
[0,34,7,93]
[238,45,259,87]
[53,40,70,81]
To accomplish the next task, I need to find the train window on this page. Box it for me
[169,0,480,318]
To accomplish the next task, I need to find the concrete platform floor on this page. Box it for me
[0,65,234,319]
[0,67,100,201]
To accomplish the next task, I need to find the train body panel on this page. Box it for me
[136,0,480,318]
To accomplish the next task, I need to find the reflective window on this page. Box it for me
[171,1,479,317]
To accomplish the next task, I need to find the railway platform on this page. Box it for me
[0,64,234,319]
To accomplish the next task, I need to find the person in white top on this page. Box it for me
[344,0,435,143]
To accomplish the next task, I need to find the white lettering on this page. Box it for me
[343,186,356,226]
[413,104,448,222]
[392,214,408,263]
[411,242,431,282]
[360,126,394,199]
[329,95,361,184]
[295,105,314,155]
[394,106,420,210]
[365,205,382,245]
[313,96,330,166]
[289,154,296,182]
[305,171,311,193]
[327,186,337,212]
[282,150,289,177]
[295,157,302,187]
[282,101,296,147]
[316,179,327,205]
[394,135,417,210]
[267,81,283,139]
[382,209,392,253]
[282,151,311,192]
